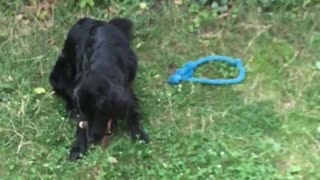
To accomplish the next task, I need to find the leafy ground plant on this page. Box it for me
[1,1,320,179]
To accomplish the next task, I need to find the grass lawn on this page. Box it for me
[1,1,320,179]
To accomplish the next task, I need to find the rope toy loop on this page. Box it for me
[167,55,246,85]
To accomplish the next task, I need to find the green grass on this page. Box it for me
[1,1,320,179]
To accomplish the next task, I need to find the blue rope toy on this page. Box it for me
[167,55,246,85]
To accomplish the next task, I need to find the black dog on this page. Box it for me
[49,17,149,161]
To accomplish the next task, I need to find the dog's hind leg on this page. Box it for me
[49,51,77,118]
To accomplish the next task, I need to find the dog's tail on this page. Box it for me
[109,18,134,41]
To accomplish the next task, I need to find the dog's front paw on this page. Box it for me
[130,129,150,143]
[69,146,86,161]
[140,131,150,143]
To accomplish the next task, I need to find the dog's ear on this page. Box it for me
[110,85,129,114]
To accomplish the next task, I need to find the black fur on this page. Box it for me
[49,17,149,161]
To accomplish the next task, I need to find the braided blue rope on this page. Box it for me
[167,55,246,85]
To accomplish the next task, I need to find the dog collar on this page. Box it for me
[78,119,113,136]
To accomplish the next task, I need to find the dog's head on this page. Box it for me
[73,71,129,125]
